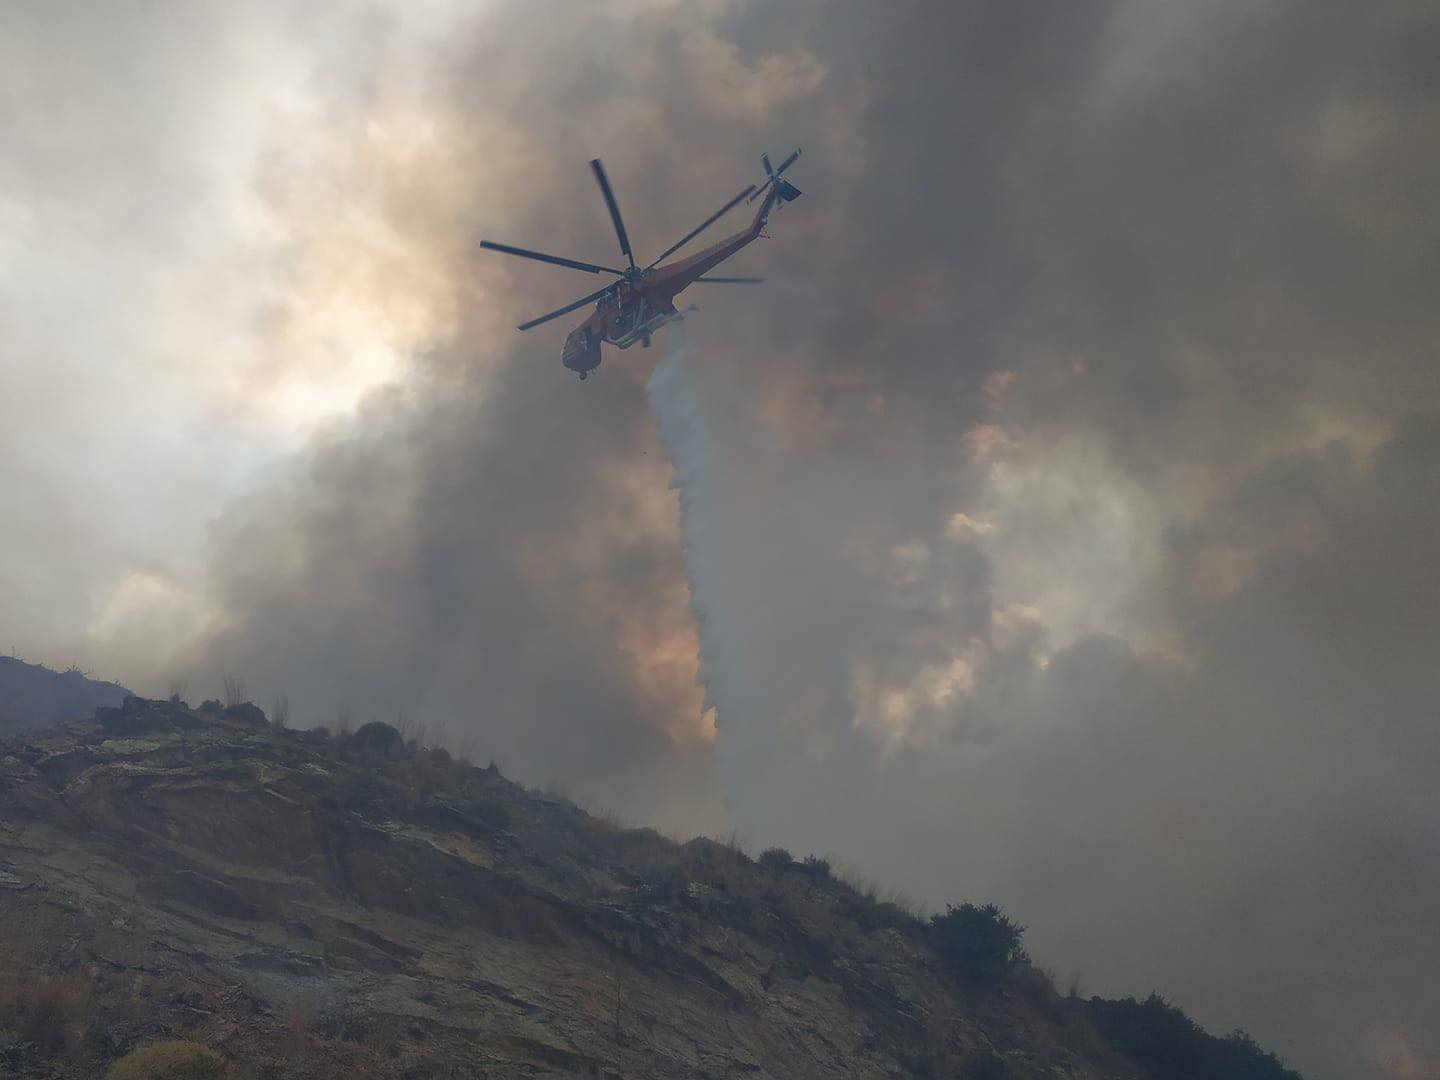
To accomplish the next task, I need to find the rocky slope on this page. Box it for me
[0,697,1302,1078]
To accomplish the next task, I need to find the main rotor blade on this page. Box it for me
[480,240,621,276]
[645,184,756,269]
[589,159,635,270]
[517,283,615,331]
[762,153,774,177]
[694,276,764,283]
[774,148,801,175]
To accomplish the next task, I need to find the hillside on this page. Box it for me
[0,657,129,731]
[0,697,1303,1078]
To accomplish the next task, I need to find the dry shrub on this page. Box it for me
[599,826,680,880]
[107,1039,230,1079]
[222,676,246,708]
[2,974,93,1057]
[1011,963,1067,1024]
[379,744,478,807]
[284,992,320,1060]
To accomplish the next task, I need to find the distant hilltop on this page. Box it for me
[0,655,129,731]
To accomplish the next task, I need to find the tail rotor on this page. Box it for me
[749,148,803,204]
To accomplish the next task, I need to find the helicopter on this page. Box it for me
[480,149,802,379]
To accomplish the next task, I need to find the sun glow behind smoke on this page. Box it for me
[0,1,515,674]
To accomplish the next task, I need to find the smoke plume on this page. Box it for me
[5,3,1439,1077]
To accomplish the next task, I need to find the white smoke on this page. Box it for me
[646,324,815,831]
[645,324,996,848]
[646,327,762,775]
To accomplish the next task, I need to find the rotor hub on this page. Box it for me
[482,148,797,336]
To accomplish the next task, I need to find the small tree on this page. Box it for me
[930,902,1029,984]
[271,693,291,729]
[348,721,405,762]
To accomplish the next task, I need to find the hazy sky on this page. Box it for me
[3,3,1438,1077]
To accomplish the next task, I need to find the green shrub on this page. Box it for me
[347,721,405,761]
[220,702,267,727]
[4,976,92,1056]
[930,902,1029,983]
[1085,995,1301,1080]
[758,847,794,870]
[799,855,832,880]
[107,1040,230,1079]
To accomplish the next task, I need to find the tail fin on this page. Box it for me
[775,178,802,203]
